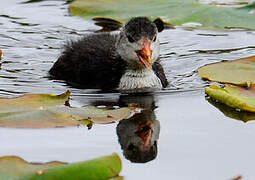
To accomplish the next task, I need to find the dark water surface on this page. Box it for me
[1,0,255,179]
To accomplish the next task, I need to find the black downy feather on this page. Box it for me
[49,17,168,89]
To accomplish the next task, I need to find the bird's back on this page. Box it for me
[49,33,126,89]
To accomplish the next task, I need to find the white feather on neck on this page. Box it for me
[118,68,162,90]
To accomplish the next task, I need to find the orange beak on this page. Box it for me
[136,122,153,152]
[136,38,152,69]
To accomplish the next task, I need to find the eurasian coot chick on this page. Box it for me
[49,17,168,91]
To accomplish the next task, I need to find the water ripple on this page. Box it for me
[0,0,255,98]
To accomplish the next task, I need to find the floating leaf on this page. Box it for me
[199,0,252,7]
[0,49,2,59]
[69,0,255,30]
[0,91,133,128]
[0,153,121,180]
[205,84,255,113]
[0,91,70,113]
[198,55,255,86]
[207,97,255,122]
[49,106,133,124]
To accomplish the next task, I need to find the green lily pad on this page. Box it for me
[0,153,121,180]
[69,0,255,30]
[207,97,255,122]
[198,55,255,86]
[199,0,253,7]
[0,91,133,128]
[205,84,255,113]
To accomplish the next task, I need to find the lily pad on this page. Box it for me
[205,84,255,113]
[69,0,255,30]
[198,55,255,86]
[0,153,121,180]
[0,91,133,128]
[199,0,253,7]
[207,97,255,122]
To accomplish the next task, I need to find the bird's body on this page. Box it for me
[50,33,125,89]
[49,17,168,91]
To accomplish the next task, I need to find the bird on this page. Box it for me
[49,17,168,91]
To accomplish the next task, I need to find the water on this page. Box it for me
[199,0,254,7]
[1,0,255,179]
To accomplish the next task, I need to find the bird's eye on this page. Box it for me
[153,36,157,42]
[127,35,135,43]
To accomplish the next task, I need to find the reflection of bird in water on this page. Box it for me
[73,92,160,163]
[117,94,160,163]
[117,109,160,163]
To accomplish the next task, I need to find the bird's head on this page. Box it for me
[116,17,164,70]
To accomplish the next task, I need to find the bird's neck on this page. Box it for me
[118,68,162,90]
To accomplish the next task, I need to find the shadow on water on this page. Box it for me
[85,93,160,163]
